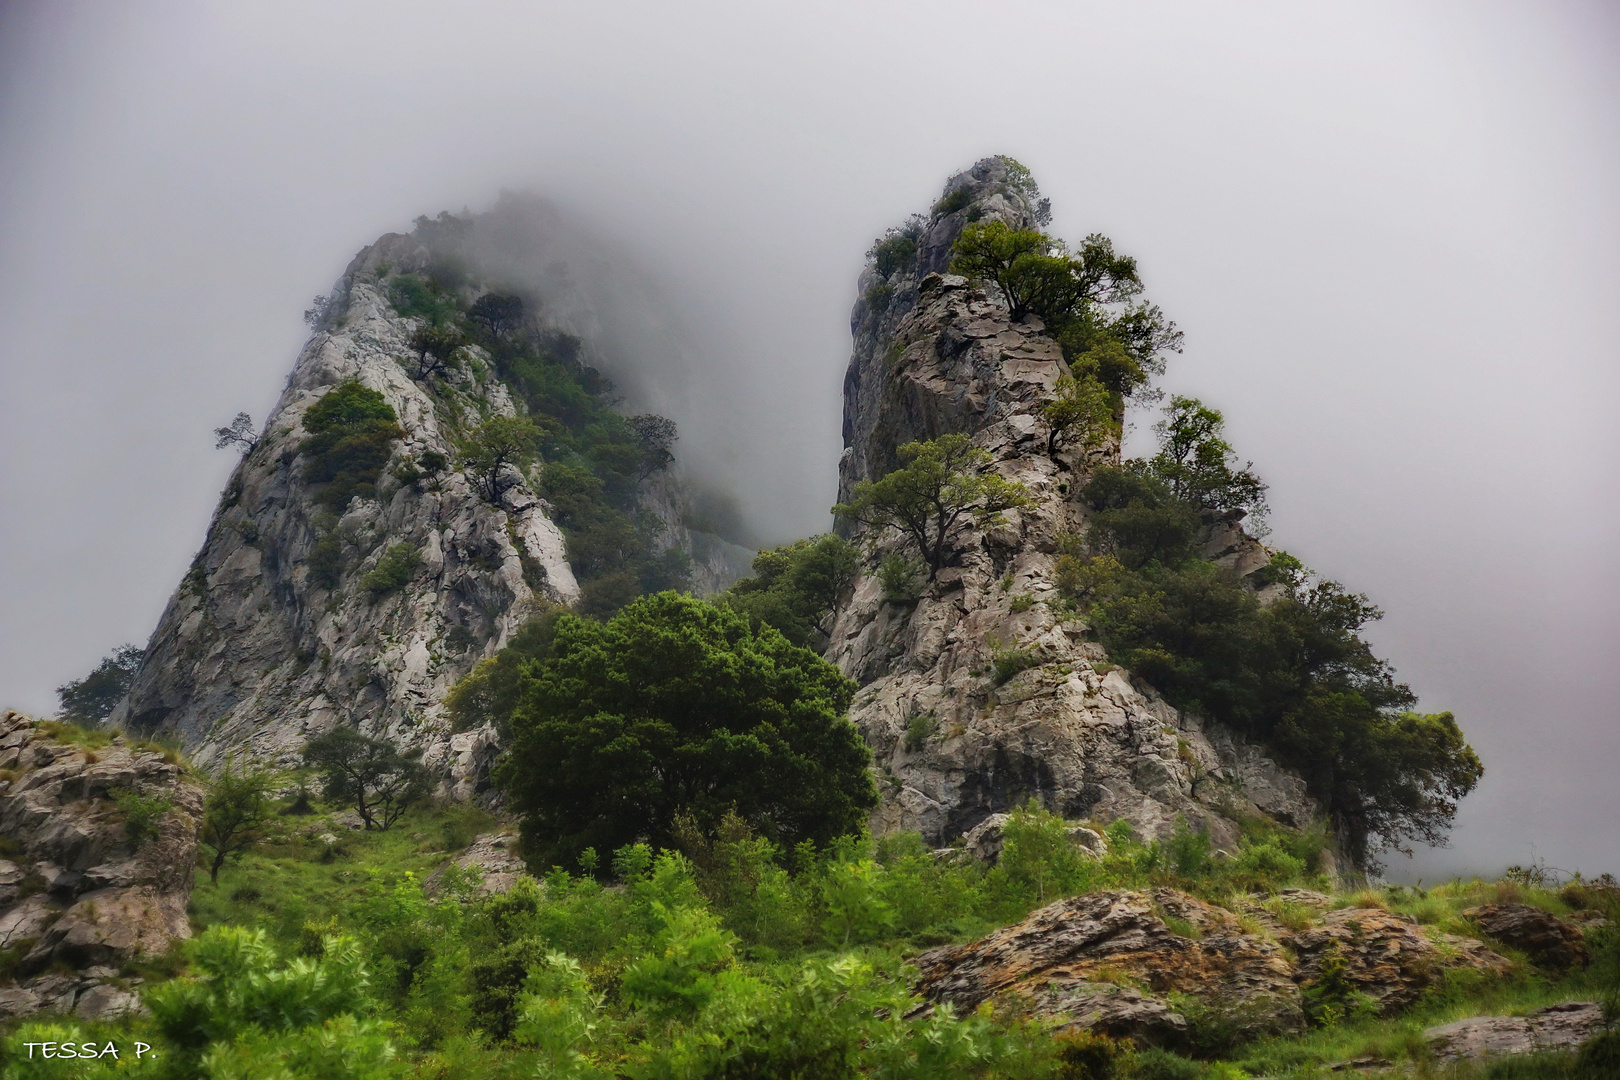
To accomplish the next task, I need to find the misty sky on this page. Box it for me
[1,1,1616,880]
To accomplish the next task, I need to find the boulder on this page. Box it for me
[912,889,1303,1047]
[426,831,525,896]
[912,889,1518,1047]
[1281,907,1513,1014]
[1464,903,1590,971]
[1427,1000,1605,1062]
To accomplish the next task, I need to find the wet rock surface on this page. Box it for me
[0,710,203,1020]
[1464,902,1591,971]
[911,889,1515,1047]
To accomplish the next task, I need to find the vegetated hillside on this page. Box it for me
[4,780,1614,1078]
[819,157,1480,874]
[7,160,1611,1079]
[110,209,751,781]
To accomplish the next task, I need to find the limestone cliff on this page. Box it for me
[114,211,749,785]
[828,159,1320,853]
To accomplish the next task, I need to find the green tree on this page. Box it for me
[1042,372,1116,457]
[199,758,281,883]
[950,221,1181,400]
[1074,403,1484,867]
[302,727,432,831]
[1149,395,1268,519]
[405,325,465,381]
[459,415,544,505]
[496,592,877,869]
[55,644,142,723]
[628,413,677,481]
[722,534,858,647]
[300,382,406,510]
[833,433,1031,580]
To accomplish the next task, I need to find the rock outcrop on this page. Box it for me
[113,210,749,785]
[826,158,1319,851]
[0,711,203,1020]
[911,888,1513,1048]
[1464,902,1591,971]
[1426,1001,1606,1063]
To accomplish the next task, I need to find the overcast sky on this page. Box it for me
[2,0,1615,880]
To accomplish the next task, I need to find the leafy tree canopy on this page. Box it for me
[949,220,1182,405]
[199,758,281,883]
[721,534,858,648]
[459,415,546,506]
[302,727,432,831]
[56,644,143,724]
[299,382,405,510]
[1069,398,1482,866]
[833,433,1031,580]
[496,592,877,871]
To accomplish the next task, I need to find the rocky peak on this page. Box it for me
[113,211,749,788]
[826,161,1316,852]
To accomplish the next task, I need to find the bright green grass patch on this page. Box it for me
[189,800,498,952]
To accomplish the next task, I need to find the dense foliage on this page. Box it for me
[383,261,689,615]
[833,434,1032,580]
[497,592,877,870]
[302,728,432,831]
[1067,399,1482,866]
[720,534,858,648]
[9,786,1615,1079]
[54,644,142,723]
[299,381,406,511]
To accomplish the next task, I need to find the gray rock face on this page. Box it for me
[1427,1001,1606,1062]
[113,223,748,785]
[826,161,1319,850]
[0,710,203,1020]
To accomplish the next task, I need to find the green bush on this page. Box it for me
[299,382,405,510]
[361,543,422,596]
[1074,399,1482,868]
[721,534,857,648]
[497,592,878,870]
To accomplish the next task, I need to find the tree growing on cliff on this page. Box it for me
[406,325,466,381]
[213,412,258,455]
[302,728,431,831]
[833,434,1032,580]
[1041,372,1115,457]
[460,415,545,505]
[200,759,281,883]
[629,413,678,481]
[56,644,143,724]
[950,222,1182,400]
[300,382,406,510]
[497,592,877,870]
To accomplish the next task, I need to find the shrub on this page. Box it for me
[111,788,170,844]
[299,382,405,510]
[991,643,1039,685]
[877,552,924,604]
[497,593,877,869]
[362,543,422,596]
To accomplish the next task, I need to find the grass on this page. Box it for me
[190,800,497,951]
